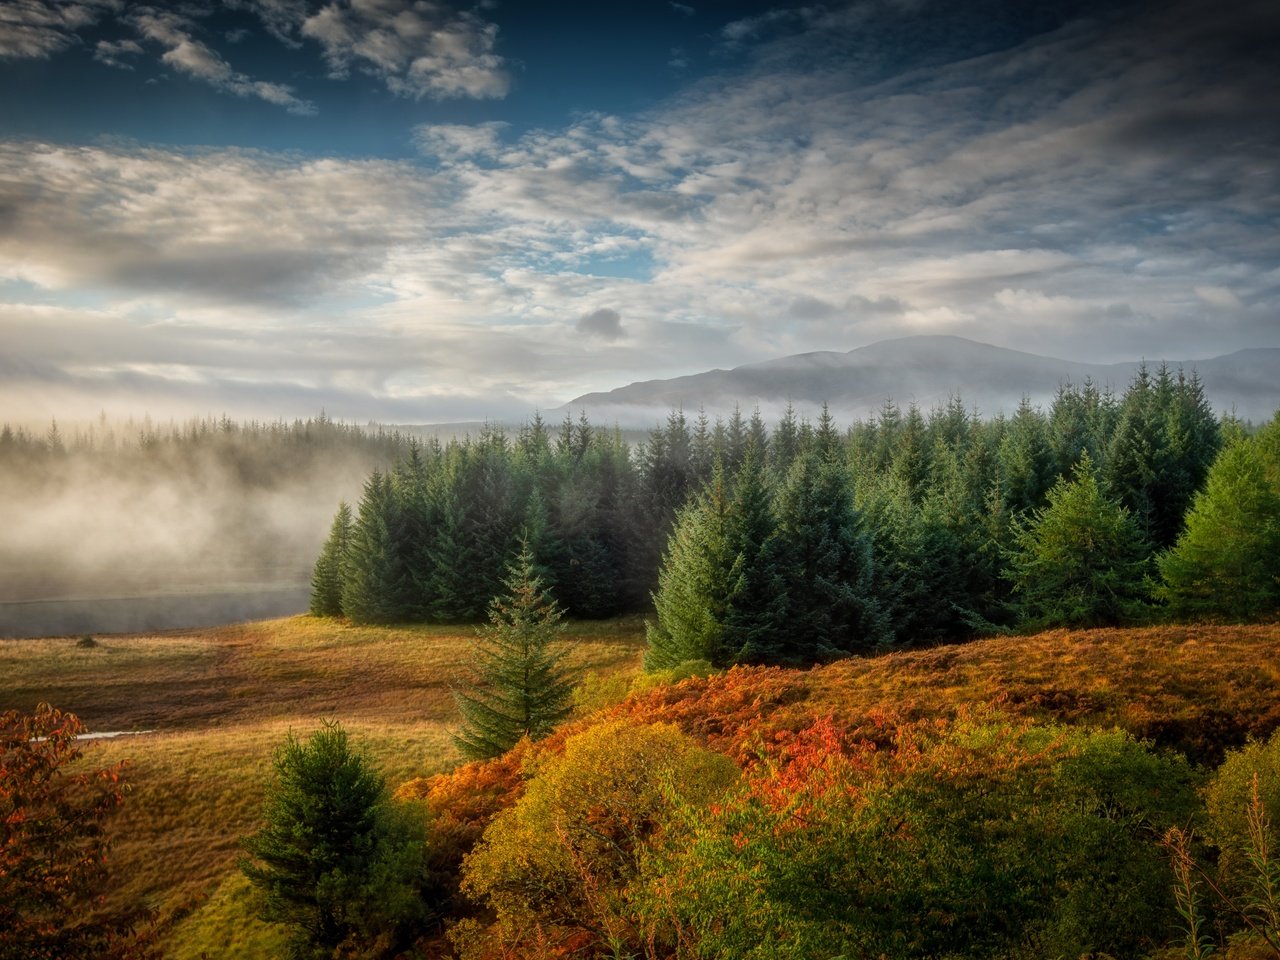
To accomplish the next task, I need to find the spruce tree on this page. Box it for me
[645,464,736,670]
[1006,454,1151,629]
[340,471,412,624]
[240,721,429,959]
[721,443,788,663]
[452,541,576,760]
[773,450,886,661]
[309,502,352,617]
[1156,437,1280,622]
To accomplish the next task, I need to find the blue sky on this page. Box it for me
[0,0,1277,422]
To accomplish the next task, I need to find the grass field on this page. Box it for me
[7,617,1280,958]
[0,614,647,957]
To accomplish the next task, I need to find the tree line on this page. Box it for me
[314,365,1280,663]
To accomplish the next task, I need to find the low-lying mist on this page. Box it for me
[0,416,408,637]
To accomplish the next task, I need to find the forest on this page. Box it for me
[315,364,1276,646]
[6,365,1280,960]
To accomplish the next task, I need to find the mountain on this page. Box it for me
[557,335,1280,426]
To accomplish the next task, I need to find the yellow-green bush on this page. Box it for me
[458,718,737,954]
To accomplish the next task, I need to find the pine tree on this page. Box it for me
[645,465,736,670]
[1006,454,1151,629]
[341,471,412,624]
[1156,437,1280,622]
[240,721,429,959]
[999,396,1055,515]
[721,443,788,663]
[309,502,353,617]
[773,450,886,661]
[452,541,576,760]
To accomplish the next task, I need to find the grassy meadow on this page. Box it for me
[6,616,1280,957]
[0,615,647,957]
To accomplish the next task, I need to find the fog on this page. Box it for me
[0,416,405,638]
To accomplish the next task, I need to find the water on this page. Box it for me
[0,583,310,638]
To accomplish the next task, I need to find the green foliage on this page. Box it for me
[1157,437,1280,622]
[773,450,887,658]
[452,541,577,760]
[459,719,738,953]
[637,715,1194,960]
[310,501,352,617]
[341,471,412,624]
[645,465,737,670]
[1208,732,1280,908]
[1006,454,1152,628]
[239,721,431,960]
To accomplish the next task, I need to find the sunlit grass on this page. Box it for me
[1,613,647,957]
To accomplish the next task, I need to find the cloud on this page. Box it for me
[93,36,142,68]
[0,142,441,304]
[413,121,507,162]
[301,0,510,100]
[132,8,316,114]
[1195,285,1243,310]
[0,0,118,58]
[577,307,625,341]
[2,0,1279,422]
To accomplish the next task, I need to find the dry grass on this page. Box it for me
[8,617,1279,958]
[0,614,646,957]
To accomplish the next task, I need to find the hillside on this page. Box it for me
[6,617,1280,958]
[557,335,1280,425]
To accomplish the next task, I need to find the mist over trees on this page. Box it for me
[0,414,412,633]
[317,365,1278,659]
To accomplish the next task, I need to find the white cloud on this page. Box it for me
[93,36,142,68]
[301,0,509,100]
[0,0,118,59]
[1194,285,1243,310]
[413,121,507,162]
[132,8,316,114]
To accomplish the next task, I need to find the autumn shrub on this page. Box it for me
[1207,731,1280,907]
[634,711,1195,960]
[0,703,153,960]
[458,719,738,957]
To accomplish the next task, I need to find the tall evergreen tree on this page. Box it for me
[645,464,736,670]
[998,396,1055,516]
[721,443,788,663]
[1156,437,1280,622]
[1006,454,1151,629]
[341,471,412,624]
[452,541,576,760]
[773,450,886,660]
[310,501,353,617]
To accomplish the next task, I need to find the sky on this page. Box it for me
[0,0,1277,424]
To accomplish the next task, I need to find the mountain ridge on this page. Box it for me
[556,335,1280,425]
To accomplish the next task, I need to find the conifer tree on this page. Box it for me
[309,501,352,617]
[999,396,1055,515]
[452,541,576,760]
[1006,454,1151,629]
[341,471,412,624]
[721,443,788,662]
[240,721,430,959]
[645,465,736,670]
[1156,437,1280,622]
[773,450,886,660]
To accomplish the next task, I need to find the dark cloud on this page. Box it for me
[577,307,625,340]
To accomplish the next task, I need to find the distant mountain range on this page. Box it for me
[553,336,1280,427]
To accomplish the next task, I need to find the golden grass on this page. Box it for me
[1,614,647,958]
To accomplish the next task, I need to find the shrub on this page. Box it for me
[458,719,738,956]
[635,712,1195,960]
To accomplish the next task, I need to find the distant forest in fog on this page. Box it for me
[0,415,413,634]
